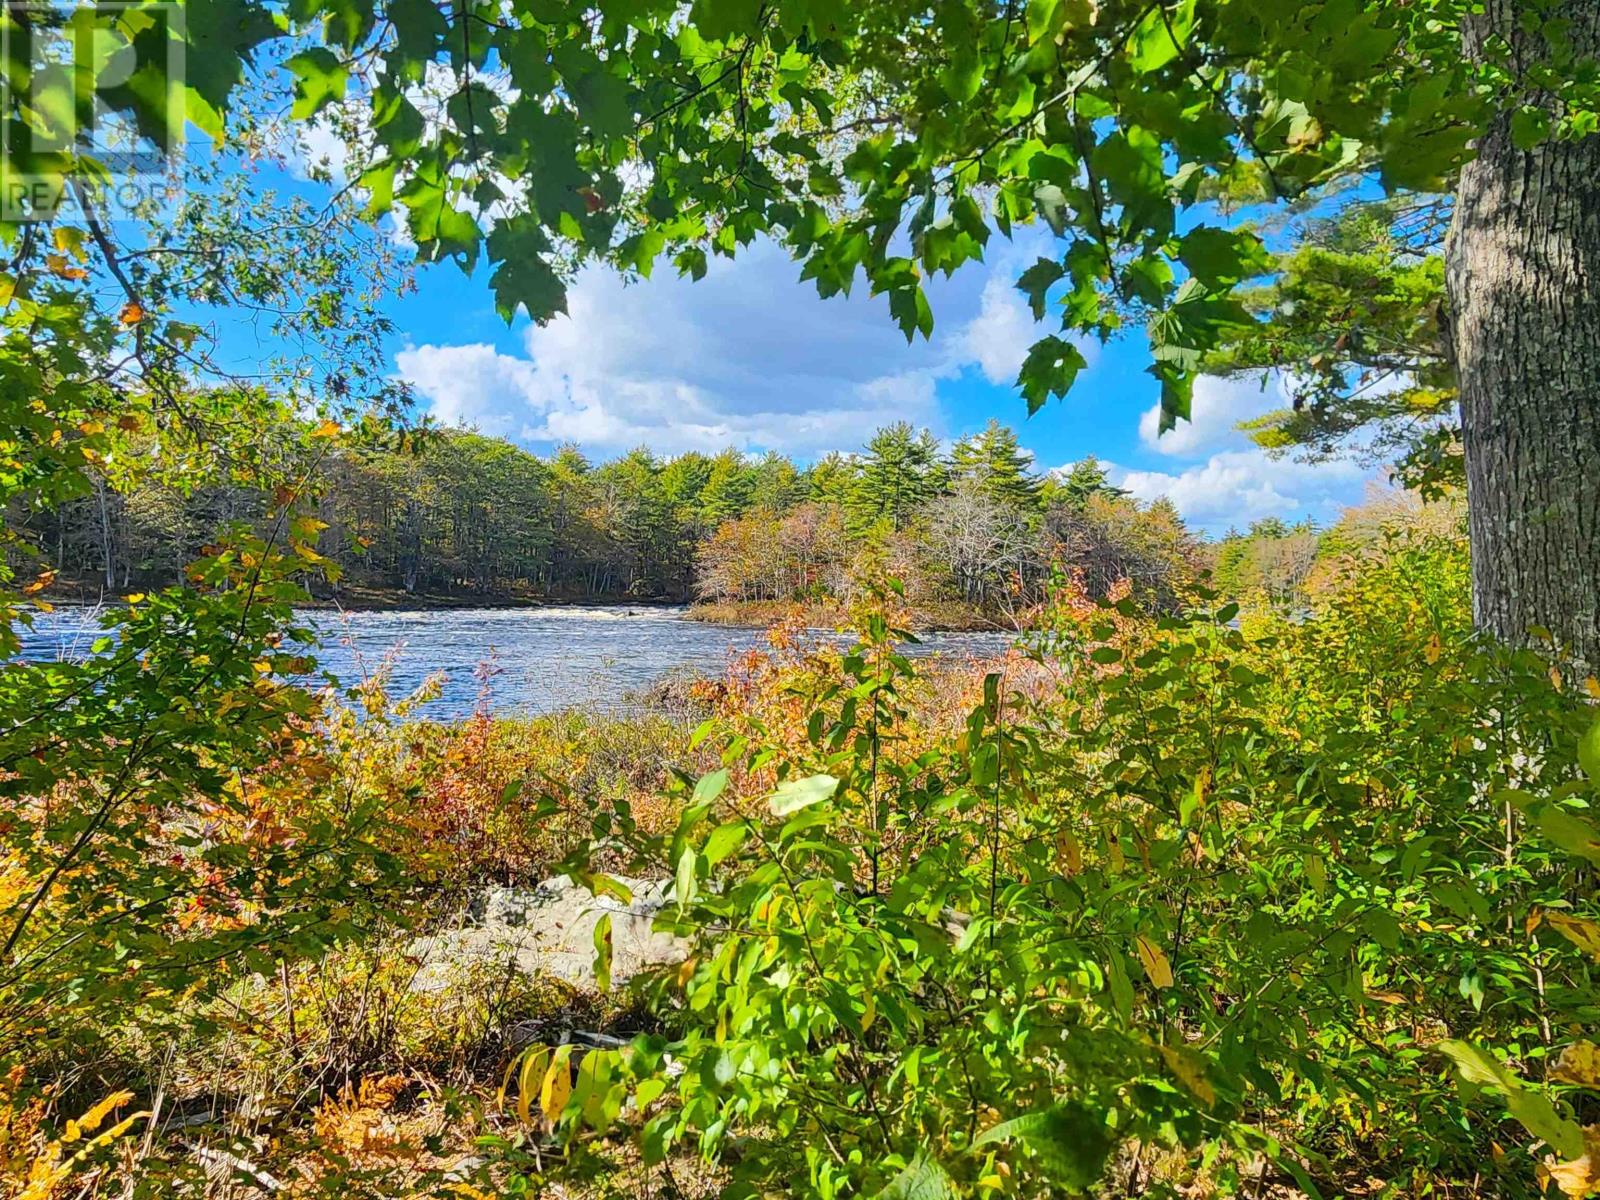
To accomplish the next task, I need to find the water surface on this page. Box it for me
[17,605,1015,719]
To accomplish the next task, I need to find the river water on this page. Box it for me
[15,605,1016,719]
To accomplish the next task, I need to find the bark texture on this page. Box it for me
[1446,1,1600,674]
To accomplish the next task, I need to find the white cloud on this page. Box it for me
[397,236,1067,457]
[394,343,537,437]
[1112,449,1367,533]
[957,273,1038,385]
[1137,371,1283,457]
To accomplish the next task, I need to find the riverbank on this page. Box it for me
[686,598,1023,633]
[42,578,693,615]
[299,585,690,613]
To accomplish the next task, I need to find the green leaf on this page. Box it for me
[1126,0,1194,74]
[888,285,934,342]
[567,66,633,136]
[703,820,747,866]
[1536,806,1600,865]
[1018,336,1088,413]
[1015,257,1065,320]
[769,774,839,817]
[675,844,699,908]
[1438,1040,1584,1159]
[941,50,982,103]
[287,49,348,120]
[489,256,564,323]
[694,768,731,805]
[1510,105,1551,151]
[1578,717,1600,783]
[1177,227,1271,289]
[592,912,613,993]
[875,1152,956,1200]
[972,1102,1115,1190]
[1026,0,1061,42]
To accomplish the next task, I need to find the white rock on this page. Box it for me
[408,875,685,993]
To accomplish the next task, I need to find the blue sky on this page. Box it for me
[237,146,1375,537]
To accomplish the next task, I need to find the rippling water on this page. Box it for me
[15,605,1016,719]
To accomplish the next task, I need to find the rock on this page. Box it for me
[409,875,685,994]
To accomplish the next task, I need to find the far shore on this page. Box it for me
[38,583,1028,633]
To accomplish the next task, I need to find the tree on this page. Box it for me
[698,449,755,527]
[807,453,859,508]
[922,477,1047,620]
[1205,197,1459,490]
[947,419,1041,510]
[1049,455,1127,511]
[1048,493,1202,607]
[851,423,945,533]
[179,0,1592,668]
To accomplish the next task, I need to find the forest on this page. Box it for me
[3,1,1600,1199]
[28,415,1203,624]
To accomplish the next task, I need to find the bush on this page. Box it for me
[508,536,1600,1200]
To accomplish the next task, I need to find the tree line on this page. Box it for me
[18,416,1203,618]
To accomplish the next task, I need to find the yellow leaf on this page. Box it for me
[77,420,103,435]
[1159,1044,1215,1106]
[312,419,342,439]
[117,301,145,325]
[1056,831,1083,876]
[45,254,88,281]
[1545,1126,1600,1199]
[1423,634,1442,664]
[1548,913,1600,961]
[52,226,88,258]
[1134,934,1173,988]
[505,1044,550,1128]
[1553,1042,1600,1088]
[862,994,877,1031]
[539,1046,573,1124]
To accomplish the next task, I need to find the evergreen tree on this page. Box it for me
[807,452,858,508]
[748,452,804,512]
[850,423,946,533]
[948,420,1041,510]
[1052,455,1126,510]
[659,452,713,517]
[698,449,754,527]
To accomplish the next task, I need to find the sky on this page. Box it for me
[231,143,1376,539]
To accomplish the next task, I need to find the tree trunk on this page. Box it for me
[1446,0,1600,674]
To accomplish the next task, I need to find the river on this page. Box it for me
[15,605,1017,719]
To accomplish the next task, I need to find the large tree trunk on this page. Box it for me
[1446,1,1600,675]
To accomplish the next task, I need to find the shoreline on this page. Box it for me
[684,599,1024,635]
[37,586,1028,633]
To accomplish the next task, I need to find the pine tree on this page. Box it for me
[850,423,946,533]
[1052,455,1125,510]
[698,449,754,526]
[807,452,858,508]
[748,452,804,511]
[948,419,1041,510]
